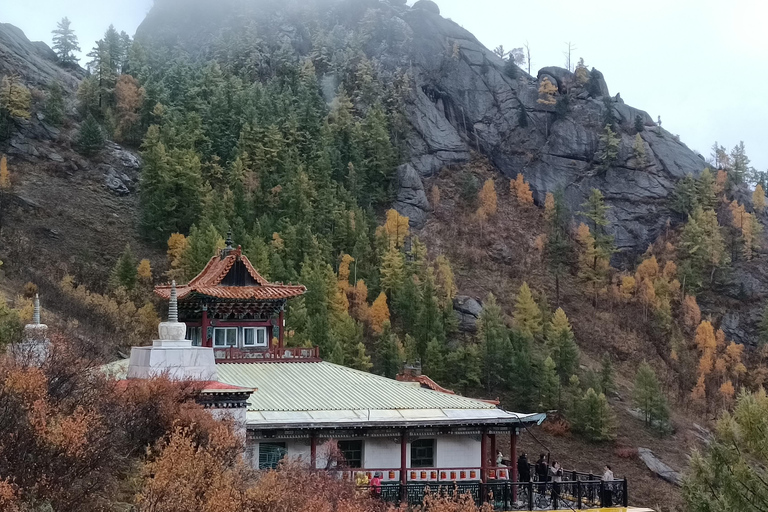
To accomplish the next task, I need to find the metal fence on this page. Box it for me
[360,478,628,510]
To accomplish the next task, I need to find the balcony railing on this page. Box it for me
[214,346,320,362]
[333,467,627,510]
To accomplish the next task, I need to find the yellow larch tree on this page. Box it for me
[715,169,727,194]
[348,279,370,323]
[368,292,390,335]
[166,233,188,277]
[619,275,636,300]
[137,259,153,284]
[681,295,701,332]
[511,174,533,205]
[537,77,557,106]
[477,178,497,220]
[338,254,354,288]
[0,155,9,190]
[434,254,457,309]
[753,184,766,213]
[382,209,409,250]
[544,192,555,221]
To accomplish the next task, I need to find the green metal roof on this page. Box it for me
[216,361,496,412]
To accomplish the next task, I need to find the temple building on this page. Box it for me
[112,238,633,509]
[153,234,309,361]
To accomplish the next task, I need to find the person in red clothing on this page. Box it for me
[370,472,382,498]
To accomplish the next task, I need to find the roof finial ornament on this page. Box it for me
[169,280,178,323]
[221,229,234,259]
[33,293,41,325]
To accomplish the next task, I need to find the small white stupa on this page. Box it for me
[13,294,50,363]
[127,281,218,381]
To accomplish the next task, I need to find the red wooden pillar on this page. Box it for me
[511,428,519,502]
[480,428,487,483]
[201,307,211,348]
[278,309,285,347]
[400,430,408,501]
[310,433,317,469]
[490,434,497,467]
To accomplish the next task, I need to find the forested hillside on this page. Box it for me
[2,1,768,510]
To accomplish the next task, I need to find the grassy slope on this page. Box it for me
[418,156,703,511]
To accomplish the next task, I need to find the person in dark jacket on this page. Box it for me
[517,453,530,482]
[535,454,549,494]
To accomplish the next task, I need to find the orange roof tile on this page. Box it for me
[155,246,306,301]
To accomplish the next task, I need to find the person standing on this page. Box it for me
[517,452,530,482]
[370,472,382,498]
[602,465,614,506]
[535,454,548,494]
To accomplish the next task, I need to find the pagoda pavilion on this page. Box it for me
[154,234,311,362]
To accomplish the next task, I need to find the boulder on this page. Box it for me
[104,166,132,196]
[393,164,429,227]
[589,68,610,97]
[637,448,683,487]
[412,0,440,15]
[453,296,482,332]
[537,66,574,92]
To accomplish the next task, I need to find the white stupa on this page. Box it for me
[13,294,50,363]
[127,281,218,381]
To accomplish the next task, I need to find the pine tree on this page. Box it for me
[759,302,768,346]
[634,361,669,434]
[545,189,571,305]
[730,141,750,185]
[77,115,105,155]
[380,247,405,295]
[696,168,718,210]
[632,134,648,169]
[512,282,543,341]
[596,125,619,171]
[576,223,610,307]
[110,244,138,291]
[573,388,615,442]
[684,390,768,512]
[539,356,560,410]
[51,17,81,65]
[478,293,512,393]
[415,272,444,361]
[634,114,645,133]
[179,223,224,280]
[599,353,615,395]
[424,338,446,383]
[445,344,482,395]
[679,207,727,290]
[44,82,65,126]
[374,321,404,378]
[546,308,579,383]
[580,188,614,257]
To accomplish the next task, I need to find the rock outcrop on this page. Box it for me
[135,0,706,255]
[637,448,683,487]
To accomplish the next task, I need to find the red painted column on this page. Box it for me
[278,309,285,347]
[480,428,487,483]
[511,428,519,502]
[310,433,317,469]
[400,430,408,501]
[201,307,210,348]
[490,434,497,467]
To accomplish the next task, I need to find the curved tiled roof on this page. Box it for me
[155,247,306,301]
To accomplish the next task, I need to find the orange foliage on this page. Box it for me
[338,254,354,288]
[348,280,370,323]
[430,185,441,208]
[137,259,153,283]
[715,170,727,194]
[477,179,498,220]
[510,174,533,205]
[382,209,410,250]
[368,292,390,335]
[681,295,701,332]
[0,155,9,190]
[167,233,188,269]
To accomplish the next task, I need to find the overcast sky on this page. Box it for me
[2,0,766,170]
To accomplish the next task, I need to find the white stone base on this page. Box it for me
[127,343,219,381]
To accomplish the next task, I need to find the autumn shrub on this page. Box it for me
[541,417,571,437]
[614,446,639,459]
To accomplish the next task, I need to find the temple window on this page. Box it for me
[338,440,363,468]
[186,326,202,346]
[258,442,286,469]
[411,439,435,468]
[214,327,238,347]
[243,327,268,347]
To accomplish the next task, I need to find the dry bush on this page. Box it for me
[613,446,638,459]
[415,490,493,512]
[541,417,571,437]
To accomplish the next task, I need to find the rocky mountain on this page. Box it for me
[135,0,706,255]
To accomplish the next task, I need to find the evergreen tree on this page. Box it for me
[380,247,405,295]
[696,168,718,210]
[596,125,619,171]
[671,174,700,216]
[632,133,648,169]
[679,207,727,290]
[110,244,138,291]
[599,353,615,395]
[634,361,670,435]
[415,272,444,361]
[684,390,768,512]
[539,356,560,410]
[634,114,644,133]
[445,344,482,396]
[374,321,404,379]
[580,188,614,257]
[478,293,512,393]
[44,82,65,126]
[759,302,768,346]
[76,115,105,155]
[573,388,615,442]
[546,308,579,383]
[51,17,81,65]
[545,189,571,305]
[424,338,446,383]
[0,75,31,120]
[512,282,543,341]
[730,141,750,185]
